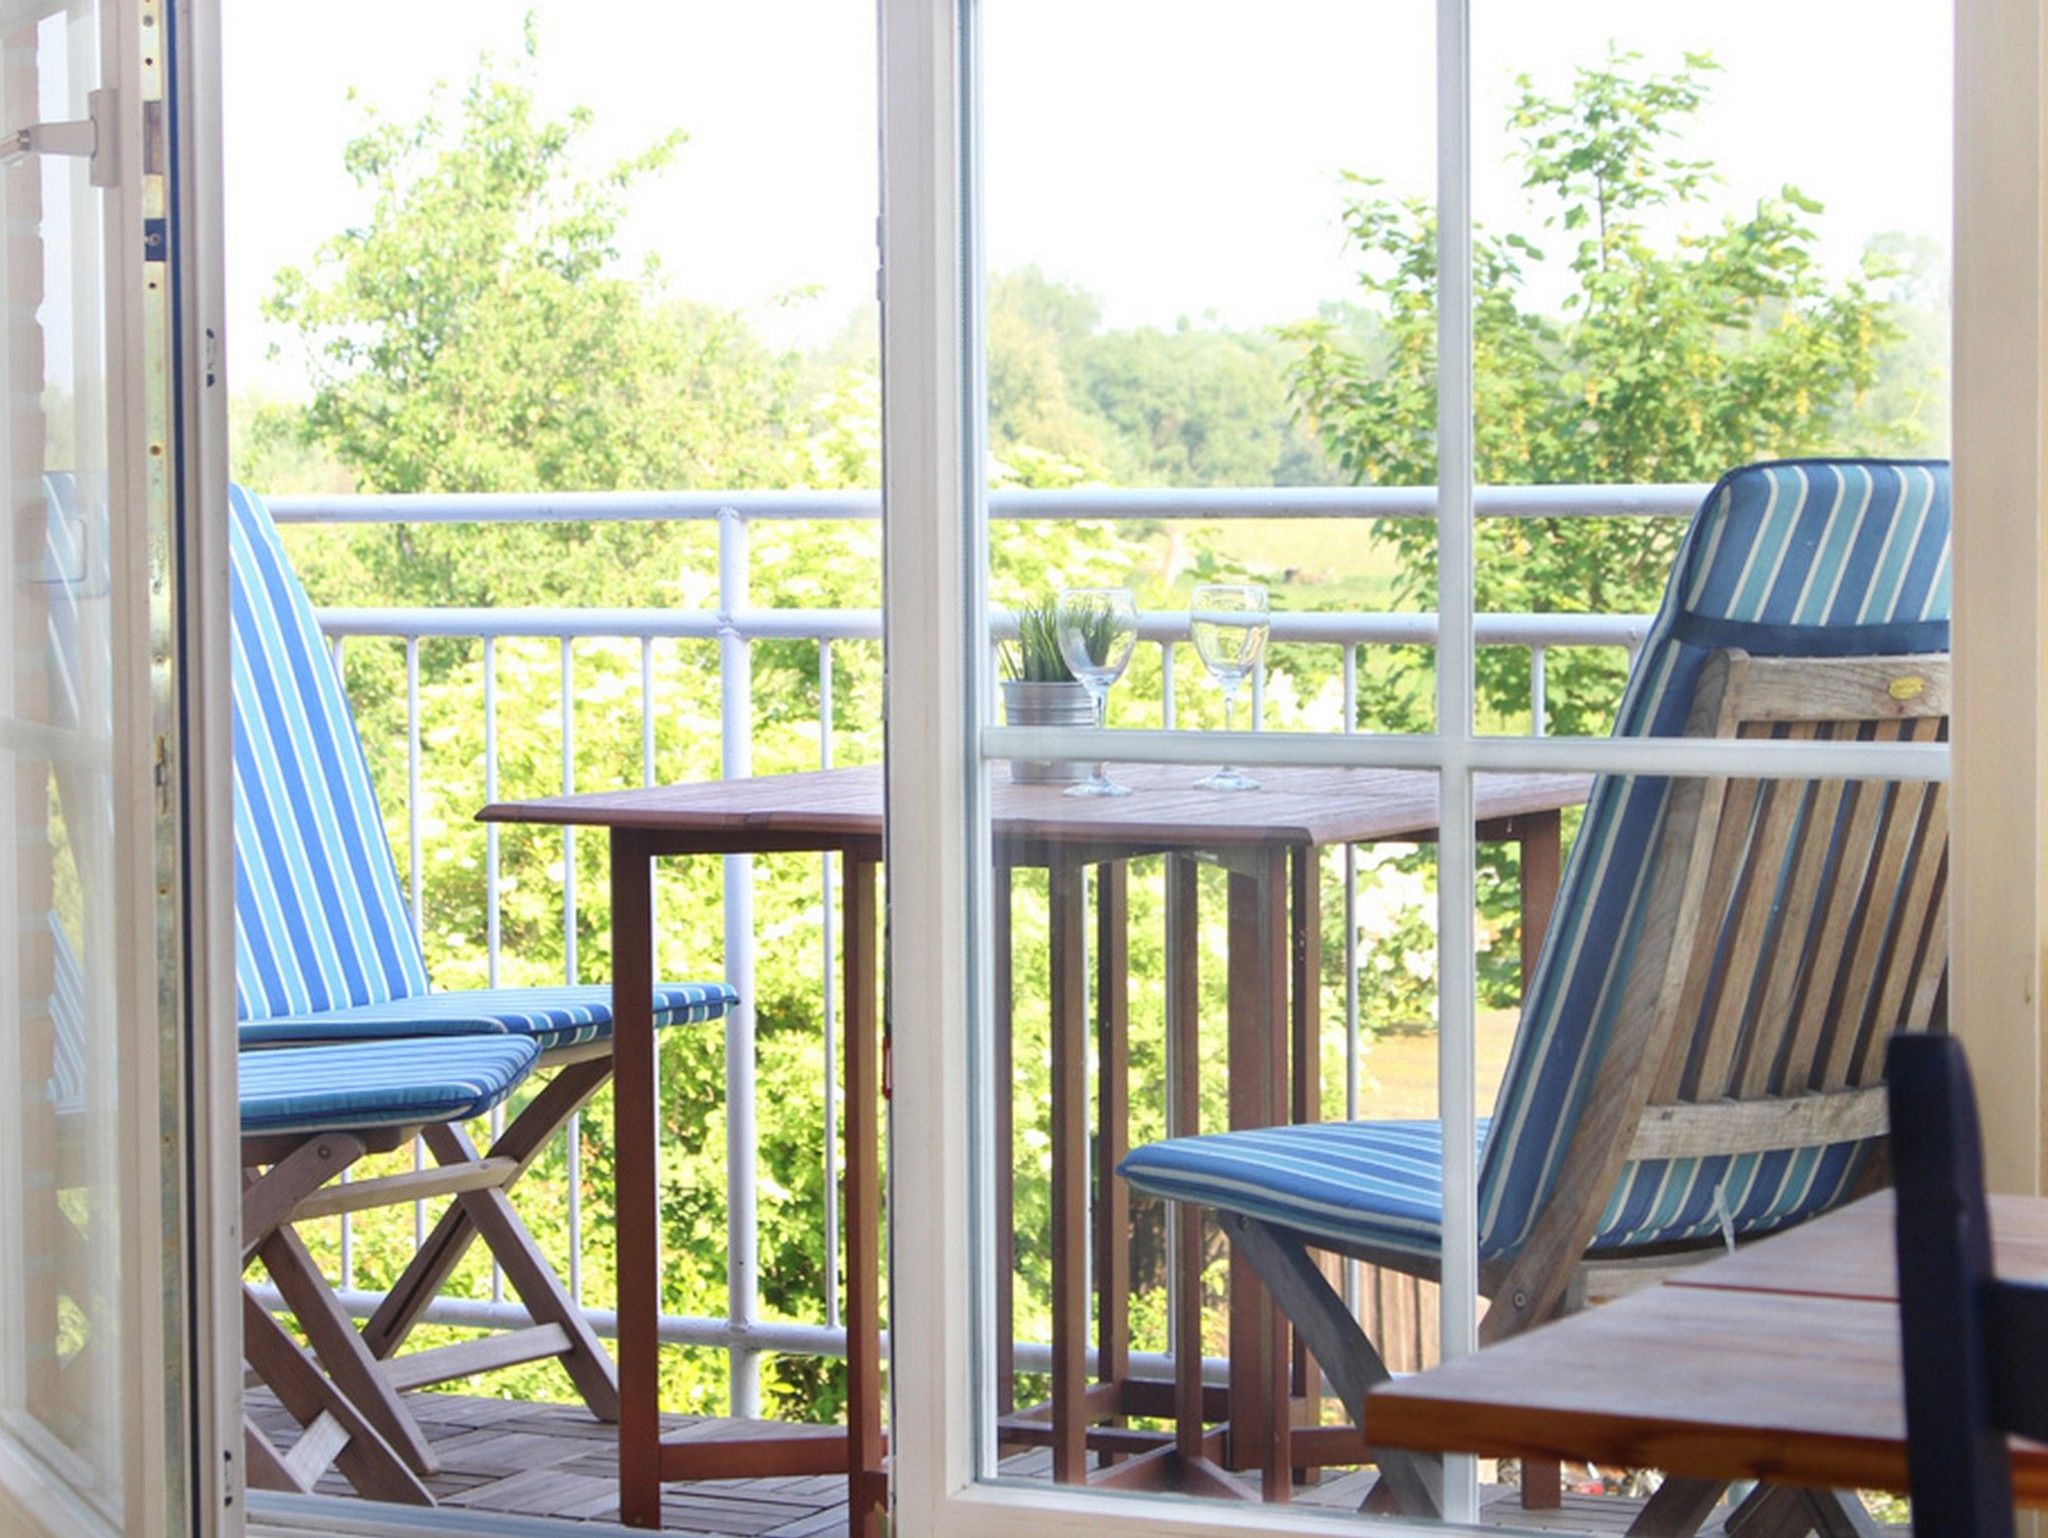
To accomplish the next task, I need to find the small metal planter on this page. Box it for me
[999,679,1095,783]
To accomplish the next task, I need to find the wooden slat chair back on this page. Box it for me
[1494,650,1950,1329]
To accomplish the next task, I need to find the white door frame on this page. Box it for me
[168,0,241,1528]
[879,1,2023,1535]
[1951,0,2047,1201]
[0,0,234,1532]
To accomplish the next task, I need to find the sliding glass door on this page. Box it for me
[881,0,1958,1533]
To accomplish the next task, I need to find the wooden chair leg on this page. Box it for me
[1624,1475,1730,1536]
[257,1220,440,1475]
[1800,1490,1882,1538]
[242,1290,433,1506]
[242,1134,369,1266]
[244,1415,305,1494]
[1227,1215,1442,1518]
[422,1119,621,1419]
[360,1057,612,1362]
[1721,1483,1865,1538]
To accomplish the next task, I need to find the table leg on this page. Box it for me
[1518,808,1562,986]
[1225,848,1291,1500]
[1166,855,1206,1465]
[993,861,1016,1429]
[1095,861,1132,1465]
[844,855,885,1536]
[1289,847,1324,1485]
[1048,853,1090,1483]
[610,829,662,1530]
[1512,809,1564,1513]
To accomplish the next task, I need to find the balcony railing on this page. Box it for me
[251,481,1697,1413]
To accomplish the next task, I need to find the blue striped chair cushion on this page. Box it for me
[227,482,737,1053]
[40,472,93,734]
[237,981,741,1052]
[43,904,538,1137]
[44,912,87,1119]
[1122,1117,1870,1259]
[1123,459,1949,1264]
[1122,1121,1485,1261]
[231,481,430,1019]
[239,1036,540,1135]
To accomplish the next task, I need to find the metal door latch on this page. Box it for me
[0,87,114,187]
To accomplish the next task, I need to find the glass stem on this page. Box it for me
[1222,682,1236,771]
[1093,686,1108,783]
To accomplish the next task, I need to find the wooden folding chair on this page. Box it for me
[238,1033,543,1501]
[1123,457,1952,1534]
[224,480,737,1461]
[28,897,538,1502]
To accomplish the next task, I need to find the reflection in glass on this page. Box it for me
[0,0,126,1515]
[1189,583,1270,791]
[1054,587,1137,798]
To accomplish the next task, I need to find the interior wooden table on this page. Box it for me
[1365,1190,2048,1519]
[483,761,1589,1529]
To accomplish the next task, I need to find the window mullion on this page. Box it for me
[1433,0,1481,1525]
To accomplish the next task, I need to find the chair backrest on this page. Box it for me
[1632,651,1946,1133]
[229,483,430,1021]
[1889,1031,2045,1538]
[1478,459,1951,1283]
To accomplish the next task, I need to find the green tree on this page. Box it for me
[1279,48,1932,1022]
[263,23,809,614]
[1286,47,1918,737]
[984,266,1336,490]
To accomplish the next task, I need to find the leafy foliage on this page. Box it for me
[1001,596,1076,683]
[1285,46,1934,738]
[241,38,1948,1424]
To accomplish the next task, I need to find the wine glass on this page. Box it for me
[1054,587,1138,797]
[1190,583,1270,791]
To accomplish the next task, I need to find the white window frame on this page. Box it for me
[880,2,2037,1537]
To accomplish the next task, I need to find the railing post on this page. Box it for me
[718,504,762,1419]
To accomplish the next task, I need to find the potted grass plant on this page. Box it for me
[1000,596,1095,783]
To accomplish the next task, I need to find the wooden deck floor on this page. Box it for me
[249,1388,1886,1536]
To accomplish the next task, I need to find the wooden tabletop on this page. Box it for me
[1670,1189,2048,1303]
[481,762,1590,851]
[1366,1192,2048,1500]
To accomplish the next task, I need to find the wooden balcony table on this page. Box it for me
[482,761,1588,1531]
[1364,1190,2048,1532]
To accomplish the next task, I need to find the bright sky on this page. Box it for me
[221,0,1952,396]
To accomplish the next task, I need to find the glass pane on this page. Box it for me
[981,0,1438,744]
[1471,0,1952,739]
[0,0,125,1516]
[224,2,885,1525]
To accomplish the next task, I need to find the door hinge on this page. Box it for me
[1,86,115,188]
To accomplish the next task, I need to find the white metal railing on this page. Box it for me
[264,482,1695,1405]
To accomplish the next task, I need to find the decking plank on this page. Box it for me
[247,1387,1906,1534]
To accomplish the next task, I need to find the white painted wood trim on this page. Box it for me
[170,0,241,1529]
[1953,0,2047,1202]
[879,0,981,1527]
